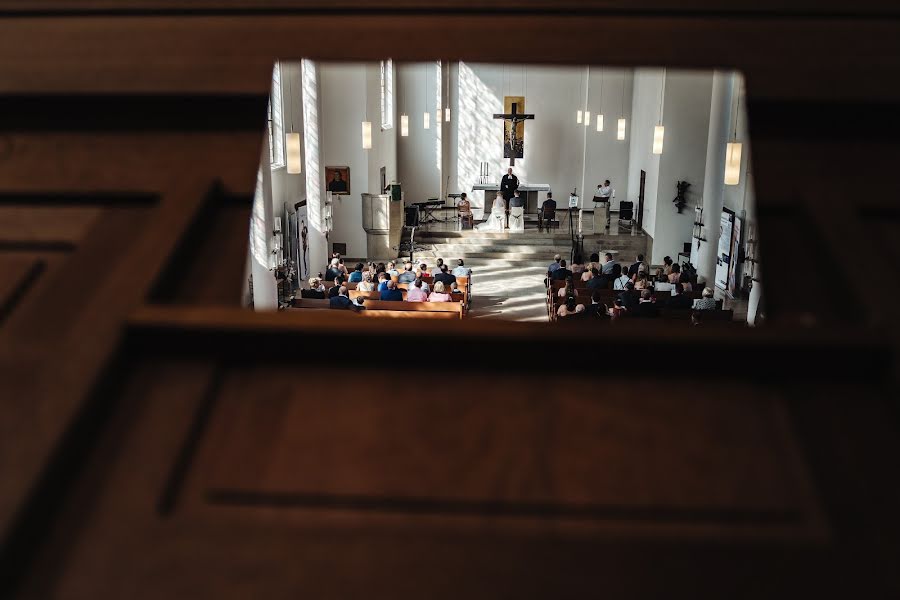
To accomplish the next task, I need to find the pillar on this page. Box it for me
[747,266,763,326]
[692,71,734,287]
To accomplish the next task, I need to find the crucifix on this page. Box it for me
[493,102,535,167]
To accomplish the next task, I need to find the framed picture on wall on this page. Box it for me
[325,166,350,195]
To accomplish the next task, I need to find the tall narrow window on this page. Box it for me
[268,62,285,169]
[380,59,394,130]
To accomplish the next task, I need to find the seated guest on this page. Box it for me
[414,276,430,294]
[452,259,472,277]
[581,267,594,283]
[619,280,639,311]
[418,262,430,276]
[547,254,562,275]
[428,281,452,302]
[457,192,474,229]
[550,259,572,281]
[586,267,608,290]
[375,262,386,275]
[338,258,349,276]
[630,289,659,318]
[406,278,428,302]
[589,289,610,319]
[628,254,644,277]
[538,192,556,232]
[433,258,445,275]
[300,277,326,299]
[327,277,343,298]
[601,252,616,275]
[329,286,354,309]
[668,263,682,283]
[634,274,650,290]
[558,276,576,299]
[692,286,717,310]
[668,283,693,310]
[434,264,457,287]
[557,296,585,318]
[353,296,367,310]
[348,262,364,283]
[609,297,627,319]
[398,261,417,284]
[376,272,390,292]
[380,280,403,301]
[357,272,376,292]
[587,252,601,273]
[613,265,630,290]
[663,256,674,275]
[570,254,586,275]
[325,258,343,282]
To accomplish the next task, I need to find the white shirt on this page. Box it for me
[613,275,630,290]
[597,185,612,199]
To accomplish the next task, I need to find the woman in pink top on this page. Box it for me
[428,281,452,302]
[406,279,428,302]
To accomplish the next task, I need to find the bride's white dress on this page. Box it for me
[477,197,507,231]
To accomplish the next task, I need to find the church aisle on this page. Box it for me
[463,259,549,322]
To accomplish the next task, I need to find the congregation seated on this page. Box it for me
[433,258,445,275]
[613,265,630,290]
[380,280,403,301]
[668,283,693,310]
[557,296,585,318]
[663,255,674,276]
[570,254,586,275]
[580,267,593,283]
[634,274,650,291]
[628,253,647,277]
[452,259,472,278]
[325,258,343,282]
[537,192,556,232]
[586,267,609,290]
[398,261,417,284]
[301,277,327,299]
[668,263,682,284]
[357,272,376,292]
[348,262,364,283]
[406,278,428,302]
[601,252,616,275]
[693,287,717,310]
[654,269,674,294]
[457,192,473,229]
[386,261,399,276]
[588,289,611,319]
[376,272,390,292]
[557,276,576,299]
[550,259,572,281]
[417,262,430,277]
[434,264,456,286]
[327,277,343,298]
[329,286,356,310]
[630,289,660,318]
[428,281,452,302]
[547,254,562,275]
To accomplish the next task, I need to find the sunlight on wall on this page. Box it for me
[435,60,442,177]
[249,166,271,268]
[302,59,322,233]
[457,62,529,218]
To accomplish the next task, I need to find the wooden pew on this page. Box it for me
[286,307,460,320]
[292,298,464,320]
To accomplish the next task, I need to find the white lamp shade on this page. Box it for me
[596,114,604,132]
[724,142,743,185]
[285,132,302,174]
[400,114,409,137]
[652,125,665,154]
[584,111,591,127]
[361,121,372,150]
[617,118,626,140]
[423,112,430,129]
[576,110,583,124]
[444,107,451,122]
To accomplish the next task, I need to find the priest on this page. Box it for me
[500,167,519,205]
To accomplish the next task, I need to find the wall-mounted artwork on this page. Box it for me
[502,96,527,160]
[325,166,350,195]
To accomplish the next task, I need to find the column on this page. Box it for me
[692,71,734,287]
[747,265,763,326]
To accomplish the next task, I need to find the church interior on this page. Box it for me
[2,2,900,598]
[253,62,759,323]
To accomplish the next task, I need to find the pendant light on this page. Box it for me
[652,68,666,154]
[596,68,604,132]
[400,114,409,137]
[444,61,451,122]
[577,110,583,124]
[576,68,584,123]
[583,66,591,127]
[284,61,302,174]
[617,71,627,141]
[362,69,372,150]
[423,63,430,130]
[724,77,743,185]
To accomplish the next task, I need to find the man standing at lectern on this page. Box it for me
[500,167,519,207]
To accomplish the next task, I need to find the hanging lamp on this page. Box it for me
[283,61,303,174]
[362,68,372,150]
[617,71,627,141]
[652,68,666,154]
[423,63,430,130]
[724,77,743,185]
[596,68,604,132]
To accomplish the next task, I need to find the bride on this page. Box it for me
[477,192,507,231]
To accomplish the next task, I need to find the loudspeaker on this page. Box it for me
[405,206,419,227]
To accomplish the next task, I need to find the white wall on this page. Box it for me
[397,62,443,207]
[270,62,306,226]
[443,62,633,216]
[627,68,663,240]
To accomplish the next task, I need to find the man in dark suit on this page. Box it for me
[630,289,659,318]
[538,192,556,232]
[500,167,519,204]
[327,277,343,298]
[434,264,457,287]
[329,286,354,309]
[550,259,572,281]
[628,254,645,277]
[586,268,610,290]
[667,283,693,310]
[379,280,403,301]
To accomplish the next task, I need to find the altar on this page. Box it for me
[472,182,552,214]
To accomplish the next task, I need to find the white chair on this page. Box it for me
[509,206,525,231]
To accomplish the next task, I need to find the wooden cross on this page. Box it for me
[493,102,535,166]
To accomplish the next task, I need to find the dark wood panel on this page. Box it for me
[0,16,900,101]
[0,206,101,245]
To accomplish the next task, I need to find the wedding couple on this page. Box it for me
[476,191,525,231]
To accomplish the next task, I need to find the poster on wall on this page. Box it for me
[727,216,743,296]
[294,200,309,282]
[715,209,735,290]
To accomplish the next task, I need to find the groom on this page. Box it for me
[500,167,519,229]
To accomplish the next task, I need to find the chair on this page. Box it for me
[618,201,634,227]
[509,205,525,231]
